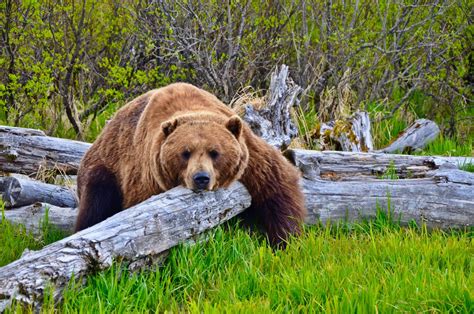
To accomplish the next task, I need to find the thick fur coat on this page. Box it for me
[75,83,306,246]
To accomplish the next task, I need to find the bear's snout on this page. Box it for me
[192,171,211,191]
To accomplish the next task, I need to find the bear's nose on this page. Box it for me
[193,171,210,190]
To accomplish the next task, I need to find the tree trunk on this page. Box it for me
[0,182,251,312]
[0,176,77,208]
[0,126,91,175]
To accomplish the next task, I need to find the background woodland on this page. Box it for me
[1,0,472,149]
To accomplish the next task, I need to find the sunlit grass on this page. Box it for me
[48,218,472,313]
[418,135,473,157]
[2,212,470,313]
[0,201,69,267]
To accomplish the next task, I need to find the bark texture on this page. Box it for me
[241,65,302,149]
[0,126,91,175]
[1,203,77,235]
[377,119,440,153]
[285,149,473,180]
[0,176,77,208]
[0,182,251,312]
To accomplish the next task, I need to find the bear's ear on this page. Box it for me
[161,119,178,137]
[226,115,242,138]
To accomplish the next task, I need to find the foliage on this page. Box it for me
[1,0,472,142]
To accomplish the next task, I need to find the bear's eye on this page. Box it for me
[209,149,219,160]
[181,150,191,160]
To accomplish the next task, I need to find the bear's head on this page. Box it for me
[154,113,249,192]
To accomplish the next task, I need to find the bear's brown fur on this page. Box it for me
[75,83,306,246]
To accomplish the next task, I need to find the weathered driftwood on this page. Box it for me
[348,111,374,151]
[0,182,251,311]
[1,148,472,234]
[301,171,474,229]
[319,111,374,152]
[241,64,302,149]
[1,203,77,235]
[378,119,440,153]
[285,149,474,180]
[0,176,77,208]
[284,149,474,228]
[0,126,91,175]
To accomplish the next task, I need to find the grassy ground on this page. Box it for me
[2,214,472,313]
[0,208,66,267]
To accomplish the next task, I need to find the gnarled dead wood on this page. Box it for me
[241,65,302,149]
[284,149,473,228]
[318,111,374,152]
[0,176,77,208]
[0,126,91,175]
[0,182,251,312]
[301,172,474,229]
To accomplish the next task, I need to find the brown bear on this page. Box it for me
[75,83,306,246]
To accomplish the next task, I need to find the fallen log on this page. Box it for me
[1,203,77,235]
[301,171,473,229]
[1,149,472,234]
[285,149,473,228]
[378,119,440,153]
[0,126,91,175]
[0,176,77,208]
[285,149,474,180]
[0,182,251,311]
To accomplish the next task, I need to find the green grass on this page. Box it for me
[417,135,473,157]
[0,203,67,267]
[2,213,472,313]
[460,163,474,173]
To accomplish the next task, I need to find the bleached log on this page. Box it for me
[301,171,474,229]
[285,149,474,180]
[0,176,77,208]
[1,203,77,235]
[378,119,440,153]
[241,64,302,149]
[0,182,251,312]
[0,126,91,175]
[284,149,473,228]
